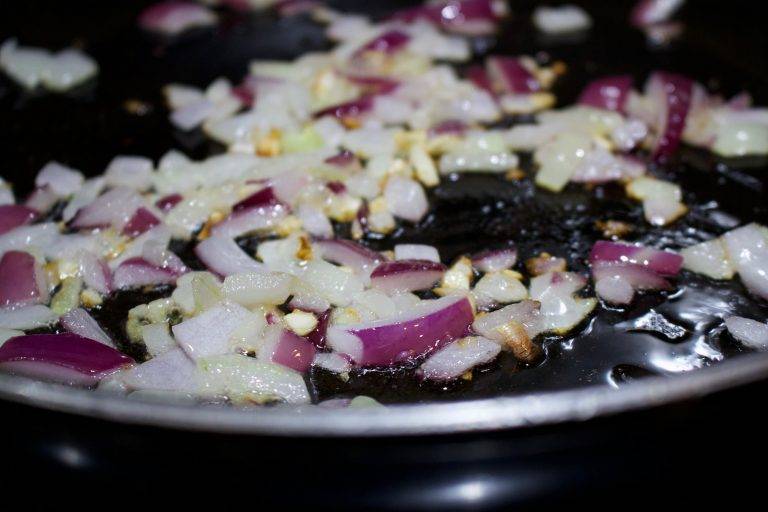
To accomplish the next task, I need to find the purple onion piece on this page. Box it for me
[578,75,633,113]
[271,330,317,373]
[306,309,331,349]
[471,245,518,273]
[356,30,411,56]
[122,207,161,238]
[112,258,179,290]
[0,251,46,308]
[589,240,683,276]
[647,71,694,162]
[0,205,38,236]
[369,259,447,294]
[156,193,183,212]
[314,96,374,121]
[487,56,540,94]
[314,239,384,275]
[195,236,265,277]
[0,333,133,387]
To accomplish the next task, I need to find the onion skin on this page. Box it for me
[332,295,474,367]
[0,205,38,236]
[578,75,633,113]
[370,259,447,294]
[0,333,133,387]
[0,251,46,308]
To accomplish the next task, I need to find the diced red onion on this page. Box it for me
[0,333,133,387]
[471,245,517,273]
[594,274,635,305]
[630,0,685,28]
[312,351,351,374]
[370,260,447,294]
[314,239,383,276]
[172,302,250,360]
[646,71,694,161]
[355,30,411,57]
[0,223,59,258]
[211,203,287,239]
[314,96,374,121]
[138,1,217,35]
[346,75,400,95]
[472,300,544,362]
[578,75,633,113]
[0,251,48,308]
[394,244,440,263]
[25,186,58,213]
[429,120,468,137]
[156,193,183,212]
[383,176,428,223]
[467,65,494,95]
[305,309,331,348]
[724,316,768,350]
[78,251,112,294]
[112,258,180,290]
[122,207,161,238]
[592,261,671,291]
[390,0,502,35]
[419,335,500,380]
[324,150,357,167]
[104,156,153,192]
[268,173,311,205]
[722,223,768,300]
[195,236,266,277]
[122,347,199,393]
[60,307,113,347]
[35,161,84,197]
[0,205,38,236]
[233,186,283,212]
[589,240,683,276]
[260,328,316,373]
[69,187,144,231]
[487,56,540,94]
[297,204,333,238]
[0,305,58,330]
[327,295,474,366]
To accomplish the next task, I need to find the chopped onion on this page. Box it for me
[0,305,58,330]
[198,353,310,404]
[112,258,180,290]
[0,333,133,387]
[681,238,735,280]
[300,259,364,306]
[211,203,287,239]
[384,176,428,223]
[471,245,517,273]
[0,223,59,258]
[529,271,597,333]
[297,204,333,238]
[578,75,633,113]
[722,223,768,300]
[222,271,293,307]
[122,208,161,238]
[419,335,500,380]
[724,316,768,350]
[172,302,250,360]
[472,270,527,309]
[60,308,113,347]
[0,251,48,308]
[646,71,694,161]
[123,347,200,393]
[138,1,217,35]
[630,0,685,28]
[258,327,316,373]
[0,205,38,236]
[141,323,177,357]
[370,259,447,294]
[312,351,351,374]
[69,187,144,231]
[589,240,683,276]
[104,156,154,192]
[487,56,540,94]
[25,186,58,214]
[355,30,411,57]
[195,236,266,277]
[532,5,592,34]
[327,295,474,366]
[394,244,440,263]
[35,161,84,197]
[314,239,383,276]
[472,300,543,362]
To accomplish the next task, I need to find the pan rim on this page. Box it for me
[2,352,767,436]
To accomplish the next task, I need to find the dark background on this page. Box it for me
[2,0,768,509]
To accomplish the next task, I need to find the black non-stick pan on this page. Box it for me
[2,0,767,508]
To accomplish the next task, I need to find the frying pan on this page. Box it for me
[2,0,768,508]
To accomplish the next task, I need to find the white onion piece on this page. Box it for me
[123,347,201,393]
[314,239,383,277]
[211,204,287,239]
[420,336,500,381]
[681,238,735,280]
[471,246,517,273]
[70,187,144,231]
[25,186,58,213]
[570,150,644,184]
[222,272,293,307]
[0,40,97,91]
[172,301,250,360]
[0,223,59,258]
[724,316,768,350]
[394,244,440,263]
[630,0,685,28]
[112,258,180,290]
[297,204,333,238]
[312,351,352,374]
[472,271,528,309]
[439,151,518,174]
[138,1,217,35]
[529,272,597,334]
[534,132,593,192]
[35,161,84,197]
[370,260,447,294]
[195,236,266,277]
[0,328,22,346]
[60,308,113,347]
[532,5,592,34]
[171,99,215,131]
[384,176,428,223]
[300,260,364,307]
[141,323,177,357]
[62,177,105,222]
[41,48,99,92]
[722,223,768,300]
[104,156,154,191]
[472,300,544,362]
[199,353,310,405]
[0,305,58,330]
[0,39,49,89]
[594,275,635,305]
